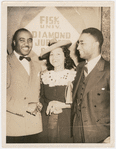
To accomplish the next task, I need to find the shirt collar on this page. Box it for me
[14,51,30,59]
[86,55,101,74]
[14,51,20,60]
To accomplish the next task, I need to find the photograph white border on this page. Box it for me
[1,1,115,148]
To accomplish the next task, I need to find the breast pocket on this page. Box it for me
[92,86,110,104]
[97,90,109,104]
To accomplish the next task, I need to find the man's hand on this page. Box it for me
[27,102,43,116]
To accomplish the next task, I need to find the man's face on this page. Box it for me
[14,30,33,56]
[77,33,97,61]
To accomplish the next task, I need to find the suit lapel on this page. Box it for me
[74,62,85,86]
[29,61,35,85]
[9,52,29,81]
[83,58,105,98]
[29,55,41,85]
[73,62,85,100]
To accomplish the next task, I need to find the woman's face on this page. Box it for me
[49,48,65,68]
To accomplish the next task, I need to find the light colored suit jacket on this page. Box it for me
[7,52,42,136]
[72,57,110,143]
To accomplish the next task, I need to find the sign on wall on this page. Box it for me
[25,7,80,56]
[7,6,101,57]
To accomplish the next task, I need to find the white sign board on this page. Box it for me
[25,7,80,56]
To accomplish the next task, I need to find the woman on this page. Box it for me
[39,39,76,143]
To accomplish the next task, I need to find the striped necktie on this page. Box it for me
[84,63,88,77]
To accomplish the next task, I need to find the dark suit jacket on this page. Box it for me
[7,52,42,136]
[72,57,110,143]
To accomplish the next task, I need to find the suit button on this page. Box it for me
[94,105,97,107]
[97,93,100,96]
[24,97,26,100]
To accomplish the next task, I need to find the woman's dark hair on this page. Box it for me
[46,45,76,70]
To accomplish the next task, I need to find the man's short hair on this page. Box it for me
[11,28,32,51]
[82,27,104,49]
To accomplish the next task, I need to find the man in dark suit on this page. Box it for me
[72,27,110,143]
[7,28,42,143]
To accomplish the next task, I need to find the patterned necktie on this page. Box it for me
[19,56,31,62]
[84,63,88,77]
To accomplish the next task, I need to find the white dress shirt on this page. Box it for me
[14,51,30,75]
[86,55,101,75]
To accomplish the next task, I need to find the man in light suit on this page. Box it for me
[7,28,42,143]
[71,27,110,143]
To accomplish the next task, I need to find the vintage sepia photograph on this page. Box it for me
[1,1,115,148]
